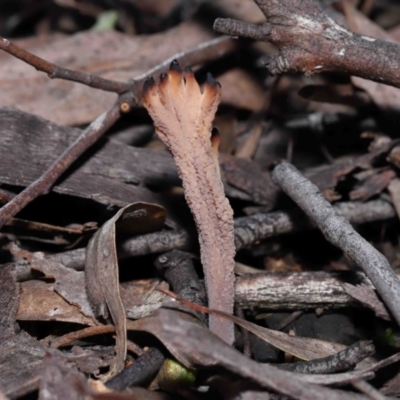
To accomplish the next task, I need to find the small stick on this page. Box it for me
[234,199,395,250]
[155,250,207,324]
[0,102,121,229]
[106,347,165,391]
[278,341,375,374]
[272,162,400,327]
[49,325,115,349]
[0,37,128,93]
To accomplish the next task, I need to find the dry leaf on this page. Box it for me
[85,202,165,378]
[235,122,263,159]
[218,68,266,112]
[343,283,391,321]
[207,310,345,361]
[30,254,96,320]
[349,169,396,201]
[209,0,265,24]
[18,280,96,326]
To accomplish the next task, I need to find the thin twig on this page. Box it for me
[0,37,128,93]
[278,340,375,374]
[49,325,115,349]
[272,162,400,327]
[0,102,121,229]
[234,199,395,250]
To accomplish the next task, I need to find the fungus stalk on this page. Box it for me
[143,61,235,344]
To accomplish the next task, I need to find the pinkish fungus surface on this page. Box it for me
[143,60,235,344]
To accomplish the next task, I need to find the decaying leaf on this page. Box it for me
[120,279,168,320]
[223,312,346,361]
[349,169,396,201]
[85,202,165,378]
[30,254,96,320]
[18,280,96,326]
[343,283,391,321]
[159,290,346,361]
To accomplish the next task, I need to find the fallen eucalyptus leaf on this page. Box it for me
[225,312,346,361]
[159,288,346,360]
[18,280,95,326]
[85,202,165,378]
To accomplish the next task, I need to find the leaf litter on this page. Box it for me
[2,1,400,399]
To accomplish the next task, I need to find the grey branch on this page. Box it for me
[272,162,400,326]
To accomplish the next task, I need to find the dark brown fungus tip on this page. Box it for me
[160,72,167,82]
[170,59,182,72]
[211,127,220,148]
[143,76,155,93]
[206,72,217,86]
[184,66,194,75]
[211,127,220,138]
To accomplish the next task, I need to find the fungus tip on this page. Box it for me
[170,59,182,72]
[206,72,217,87]
[184,66,197,89]
[168,60,184,88]
[143,76,155,93]
[184,66,194,75]
[211,127,220,149]
[160,72,167,81]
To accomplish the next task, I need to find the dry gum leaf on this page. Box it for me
[30,254,96,320]
[85,202,165,378]
[226,313,345,361]
[176,301,346,361]
[17,280,95,326]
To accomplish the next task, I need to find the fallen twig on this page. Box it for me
[234,199,395,250]
[278,340,375,374]
[272,162,400,327]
